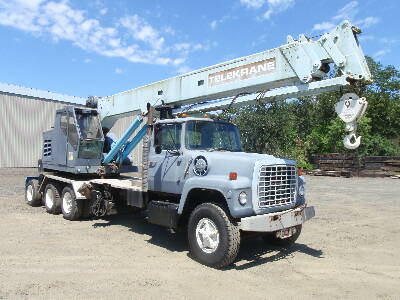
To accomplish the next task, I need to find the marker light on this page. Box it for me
[229,172,237,180]
[297,168,303,176]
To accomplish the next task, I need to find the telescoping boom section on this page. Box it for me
[99,20,371,130]
[99,20,371,149]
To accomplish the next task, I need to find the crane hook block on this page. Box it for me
[335,93,368,150]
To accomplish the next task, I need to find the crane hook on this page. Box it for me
[335,93,368,150]
[343,133,362,150]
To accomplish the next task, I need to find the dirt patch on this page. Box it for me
[0,168,399,299]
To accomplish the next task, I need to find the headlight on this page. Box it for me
[298,184,305,197]
[238,191,247,205]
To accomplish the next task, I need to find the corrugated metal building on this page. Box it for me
[0,83,137,168]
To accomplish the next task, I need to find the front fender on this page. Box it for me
[178,175,253,217]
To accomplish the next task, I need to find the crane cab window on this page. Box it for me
[75,109,102,140]
[67,113,79,150]
[60,113,68,135]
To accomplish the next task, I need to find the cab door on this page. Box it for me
[54,112,68,166]
[66,112,79,167]
[148,123,185,194]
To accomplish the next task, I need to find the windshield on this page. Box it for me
[75,110,102,140]
[185,120,242,152]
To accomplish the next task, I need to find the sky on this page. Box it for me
[0,0,398,98]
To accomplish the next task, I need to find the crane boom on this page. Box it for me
[98,20,371,129]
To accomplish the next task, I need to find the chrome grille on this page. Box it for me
[258,165,296,208]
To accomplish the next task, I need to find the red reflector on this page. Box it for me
[229,172,237,180]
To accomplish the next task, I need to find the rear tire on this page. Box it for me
[262,225,302,247]
[61,186,83,221]
[25,179,42,207]
[187,203,240,268]
[43,183,61,214]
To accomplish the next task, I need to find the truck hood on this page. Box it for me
[190,151,295,165]
[188,151,296,179]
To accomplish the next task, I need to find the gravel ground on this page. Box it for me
[0,168,399,300]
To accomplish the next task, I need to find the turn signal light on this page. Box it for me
[229,172,237,180]
[179,113,188,117]
[297,168,303,176]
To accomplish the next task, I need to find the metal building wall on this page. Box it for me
[0,93,69,167]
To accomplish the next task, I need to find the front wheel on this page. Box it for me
[187,203,240,268]
[262,225,302,247]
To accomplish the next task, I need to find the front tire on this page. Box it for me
[61,186,83,221]
[263,225,302,247]
[25,179,41,207]
[43,183,61,214]
[187,203,240,268]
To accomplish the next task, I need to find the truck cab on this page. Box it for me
[149,117,307,218]
[141,116,314,267]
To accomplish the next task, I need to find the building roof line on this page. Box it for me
[0,82,86,105]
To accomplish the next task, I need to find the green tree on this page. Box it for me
[223,56,400,166]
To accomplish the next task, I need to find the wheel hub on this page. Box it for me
[195,218,220,254]
[45,189,54,208]
[62,192,73,214]
[26,185,33,202]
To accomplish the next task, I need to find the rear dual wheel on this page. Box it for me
[25,179,42,207]
[38,182,83,220]
[44,183,61,214]
[61,186,82,221]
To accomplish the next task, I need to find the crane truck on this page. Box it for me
[25,20,371,268]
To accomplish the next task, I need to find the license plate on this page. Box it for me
[276,227,294,239]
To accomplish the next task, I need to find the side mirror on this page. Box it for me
[155,145,162,154]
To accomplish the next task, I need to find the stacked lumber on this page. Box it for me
[311,153,358,177]
[359,156,400,177]
[310,154,400,178]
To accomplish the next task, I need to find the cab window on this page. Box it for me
[60,113,68,135]
[68,113,79,150]
[155,123,182,151]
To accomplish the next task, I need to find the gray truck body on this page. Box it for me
[34,116,314,233]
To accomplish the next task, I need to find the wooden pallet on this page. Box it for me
[311,154,400,178]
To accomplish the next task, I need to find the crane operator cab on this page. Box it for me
[40,106,105,175]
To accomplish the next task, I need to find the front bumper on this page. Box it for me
[239,204,315,232]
